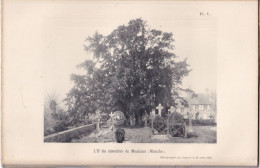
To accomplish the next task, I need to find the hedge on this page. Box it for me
[184,119,216,126]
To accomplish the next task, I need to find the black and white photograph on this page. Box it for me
[2,0,258,166]
[43,3,217,143]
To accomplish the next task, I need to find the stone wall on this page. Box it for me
[44,123,96,142]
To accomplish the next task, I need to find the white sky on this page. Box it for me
[42,2,217,100]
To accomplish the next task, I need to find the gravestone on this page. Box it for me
[153,115,167,134]
[151,105,187,138]
[169,123,186,137]
[168,112,187,137]
[107,111,126,143]
[113,111,125,125]
[153,104,167,134]
[107,111,125,130]
[156,104,164,116]
[108,112,115,130]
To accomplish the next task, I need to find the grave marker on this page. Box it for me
[156,104,164,116]
[168,112,186,137]
[113,111,125,125]
[109,112,114,130]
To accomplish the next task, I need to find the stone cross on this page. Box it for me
[156,104,164,116]
[109,112,114,130]
[109,112,114,118]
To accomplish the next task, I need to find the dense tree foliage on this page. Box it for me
[64,19,191,126]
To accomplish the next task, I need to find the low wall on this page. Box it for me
[44,123,96,142]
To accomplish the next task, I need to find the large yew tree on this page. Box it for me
[64,19,191,126]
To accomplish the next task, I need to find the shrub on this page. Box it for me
[85,119,93,125]
[62,133,73,142]
[196,119,216,126]
[70,130,81,140]
[75,121,87,127]
[184,119,216,126]
[53,120,69,132]
[51,109,69,121]
[186,131,198,138]
[44,128,56,136]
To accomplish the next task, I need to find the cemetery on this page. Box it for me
[45,103,216,143]
[44,19,217,143]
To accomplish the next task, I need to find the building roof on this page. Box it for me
[185,93,211,105]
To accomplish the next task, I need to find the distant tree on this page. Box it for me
[44,92,70,135]
[208,90,217,111]
[45,92,58,113]
[64,18,191,126]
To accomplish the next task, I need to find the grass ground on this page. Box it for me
[72,125,216,143]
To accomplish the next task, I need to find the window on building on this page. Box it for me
[192,105,196,110]
[195,105,199,110]
[199,105,204,110]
